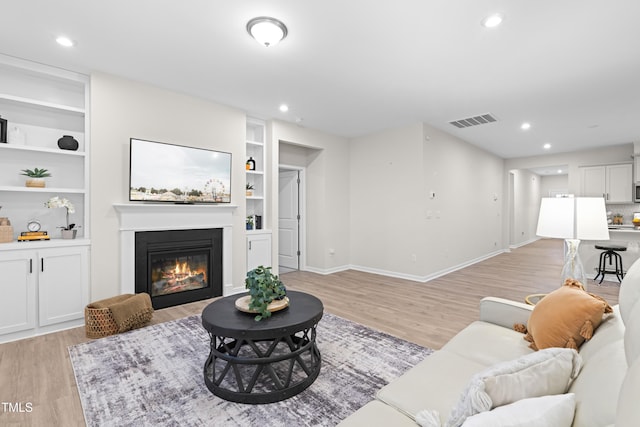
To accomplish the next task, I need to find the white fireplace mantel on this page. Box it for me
[113,203,237,295]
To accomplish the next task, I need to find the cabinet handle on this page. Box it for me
[41,258,44,272]
[249,241,252,250]
[29,259,32,274]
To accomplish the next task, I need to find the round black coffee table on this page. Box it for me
[202,290,323,404]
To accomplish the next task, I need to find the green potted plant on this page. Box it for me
[246,215,254,230]
[246,182,254,197]
[20,168,51,188]
[245,265,287,321]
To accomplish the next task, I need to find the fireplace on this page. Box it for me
[135,228,223,309]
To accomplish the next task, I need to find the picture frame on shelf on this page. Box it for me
[0,116,7,143]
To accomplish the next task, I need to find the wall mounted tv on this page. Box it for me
[129,138,232,204]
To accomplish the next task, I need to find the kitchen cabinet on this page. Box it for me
[0,243,89,343]
[247,232,272,271]
[579,163,632,203]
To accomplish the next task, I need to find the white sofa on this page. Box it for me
[338,258,640,427]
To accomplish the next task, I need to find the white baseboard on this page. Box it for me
[301,249,508,283]
[509,237,539,250]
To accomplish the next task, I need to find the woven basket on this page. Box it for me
[84,306,119,339]
[0,225,13,243]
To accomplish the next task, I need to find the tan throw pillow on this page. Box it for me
[523,279,612,350]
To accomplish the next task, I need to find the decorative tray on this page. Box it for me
[235,296,290,313]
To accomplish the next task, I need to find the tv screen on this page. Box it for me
[129,138,232,204]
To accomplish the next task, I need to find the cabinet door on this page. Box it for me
[247,233,272,272]
[606,163,632,203]
[38,246,89,326]
[0,251,36,335]
[580,166,606,197]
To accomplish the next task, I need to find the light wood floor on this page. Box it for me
[0,238,620,426]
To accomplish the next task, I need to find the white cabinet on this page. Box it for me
[0,251,36,335]
[0,243,89,343]
[38,246,89,326]
[247,232,272,271]
[580,163,632,203]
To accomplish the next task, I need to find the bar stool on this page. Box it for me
[593,243,627,284]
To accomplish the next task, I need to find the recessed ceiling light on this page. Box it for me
[481,13,504,28]
[520,122,531,131]
[56,36,75,47]
[543,143,551,150]
[279,104,289,113]
[557,169,563,174]
[247,17,288,47]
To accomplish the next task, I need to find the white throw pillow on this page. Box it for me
[445,348,582,427]
[461,394,576,427]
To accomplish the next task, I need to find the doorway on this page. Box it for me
[278,167,304,272]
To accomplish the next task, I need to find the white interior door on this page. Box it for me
[279,170,299,270]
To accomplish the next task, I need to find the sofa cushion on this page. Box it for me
[460,394,576,427]
[376,350,486,424]
[616,356,640,427]
[336,400,418,427]
[446,348,582,427]
[624,300,640,365]
[569,338,626,427]
[578,306,623,363]
[442,321,533,366]
[525,279,612,350]
[618,256,640,325]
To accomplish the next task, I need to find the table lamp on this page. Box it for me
[536,197,609,288]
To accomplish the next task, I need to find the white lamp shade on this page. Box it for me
[536,197,609,240]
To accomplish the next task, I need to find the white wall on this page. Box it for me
[349,122,505,280]
[270,121,350,273]
[510,169,541,247]
[505,143,633,195]
[90,73,246,300]
[541,174,569,197]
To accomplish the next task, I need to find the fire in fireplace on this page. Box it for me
[135,228,223,309]
[150,253,208,296]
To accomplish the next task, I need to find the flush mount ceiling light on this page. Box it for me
[56,36,75,47]
[520,122,531,130]
[279,104,289,112]
[481,13,504,28]
[247,16,288,47]
[543,143,552,150]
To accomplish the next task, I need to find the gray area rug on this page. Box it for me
[69,312,432,426]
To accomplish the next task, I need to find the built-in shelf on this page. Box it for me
[0,144,86,156]
[0,92,85,114]
[0,186,85,193]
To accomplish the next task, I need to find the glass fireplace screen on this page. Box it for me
[149,251,209,297]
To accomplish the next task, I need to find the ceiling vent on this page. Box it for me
[449,113,498,129]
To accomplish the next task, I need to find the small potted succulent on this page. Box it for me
[21,168,51,188]
[245,266,287,321]
[246,182,254,197]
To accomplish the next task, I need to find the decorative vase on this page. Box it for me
[57,135,79,151]
[561,239,587,288]
[25,178,45,188]
[61,229,77,239]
